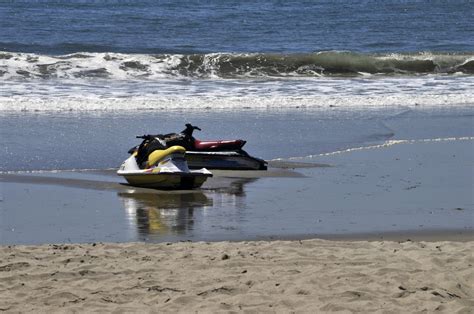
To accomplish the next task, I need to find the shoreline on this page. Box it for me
[248,229,474,243]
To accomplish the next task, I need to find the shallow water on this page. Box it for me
[1,107,473,245]
[1,138,472,245]
[2,106,473,172]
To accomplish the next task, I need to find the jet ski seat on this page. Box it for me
[147,146,186,168]
[194,139,246,150]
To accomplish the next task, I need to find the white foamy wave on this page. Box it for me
[279,137,474,161]
[0,52,183,80]
[3,74,474,99]
[1,52,473,112]
[2,51,473,80]
[1,93,473,112]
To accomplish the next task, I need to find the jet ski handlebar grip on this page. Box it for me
[136,135,151,139]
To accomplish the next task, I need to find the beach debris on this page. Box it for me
[221,253,230,260]
[147,285,184,293]
[197,286,235,296]
[431,291,444,298]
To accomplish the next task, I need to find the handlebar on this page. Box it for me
[137,123,201,140]
[185,123,201,131]
[182,123,201,137]
[136,135,151,139]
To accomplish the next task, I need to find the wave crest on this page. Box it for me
[0,51,473,80]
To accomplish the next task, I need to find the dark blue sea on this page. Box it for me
[1,0,473,170]
[2,0,474,54]
[0,0,474,170]
[1,0,473,96]
[1,0,473,79]
[1,1,473,244]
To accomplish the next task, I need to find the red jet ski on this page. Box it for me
[130,124,267,171]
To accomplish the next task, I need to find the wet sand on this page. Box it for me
[2,139,473,245]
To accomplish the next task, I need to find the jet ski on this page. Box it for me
[118,136,212,189]
[128,124,267,170]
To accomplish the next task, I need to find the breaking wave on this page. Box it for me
[1,51,473,80]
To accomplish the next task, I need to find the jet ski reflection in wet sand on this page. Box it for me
[117,135,212,189]
[130,124,267,170]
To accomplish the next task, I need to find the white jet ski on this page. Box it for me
[127,124,267,171]
[117,145,212,189]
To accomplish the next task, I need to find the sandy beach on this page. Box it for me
[1,239,473,313]
[2,122,473,312]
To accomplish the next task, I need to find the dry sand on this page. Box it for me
[1,239,472,313]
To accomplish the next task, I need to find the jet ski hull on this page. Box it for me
[185,151,267,170]
[118,171,211,189]
[117,151,212,189]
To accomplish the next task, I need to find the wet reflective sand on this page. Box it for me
[2,139,472,244]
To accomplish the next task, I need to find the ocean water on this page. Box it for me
[1,1,474,109]
[3,1,473,54]
[1,0,473,169]
[1,1,474,243]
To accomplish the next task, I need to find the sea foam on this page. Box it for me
[1,51,473,80]
[1,93,473,113]
[1,51,473,112]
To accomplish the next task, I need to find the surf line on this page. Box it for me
[279,136,474,160]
